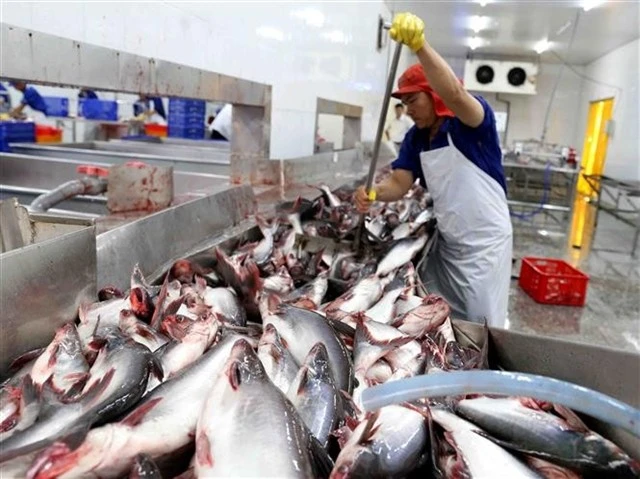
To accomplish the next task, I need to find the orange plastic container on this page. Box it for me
[144,124,168,137]
[519,257,589,306]
[35,124,63,143]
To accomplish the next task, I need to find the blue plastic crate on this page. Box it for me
[42,97,69,117]
[168,125,205,139]
[0,121,35,151]
[168,113,205,127]
[169,98,206,115]
[79,99,118,121]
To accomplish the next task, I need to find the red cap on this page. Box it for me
[392,63,455,118]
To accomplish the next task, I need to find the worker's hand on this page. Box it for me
[389,13,425,52]
[355,186,375,213]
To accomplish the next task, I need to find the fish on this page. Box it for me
[194,340,332,478]
[285,271,329,310]
[27,334,247,479]
[375,235,428,277]
[214,248,262,318]
[287,343,340,447]
[29,323,90,394]
[363,285,405,325]
[383,339,425,380]
[395,293,424,316]
[365,215,388,242]
[0,376,39,440]
[148,312,220,391]
[128,454,162,479]
[201,286,247,327]
[253,217,279,265]
[431,408,541,478]
[118,310,169,353]
[392,294,450,337]
[525,456,583,479]
[456,397,640,477]
[1,332,156,463]
[263,266,295,295]
[257,324,300,395]
[77,297,129,346]
[263,302,353,394]
[331,405,428,478]
[364,360,393,385]
[97,286,124,302]
[324,275,390,324]
[318,184,342,209]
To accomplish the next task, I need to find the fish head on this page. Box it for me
[160,314,196,341]
[304,342,332,379]
[129,287,154,321]
[258,323,284,349]
[224,340,265,391]
[97,285,124,302]
[170,259,195,284]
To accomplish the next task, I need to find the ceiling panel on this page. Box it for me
[386,0,639,64]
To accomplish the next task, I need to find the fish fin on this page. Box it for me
[80,368,115,408]
[552,404,590,433]
[308,435,334,479]
[19,375,39,410]
[149,274,170,330]
[8,347,45,372]
[60,374,90,402]
[195,430,214,468]
[194,274,207,296]
[149,354,164,383]
[358,411,381,445]
[400,401,431,420]
[295,367,311,395]
[361,322,412,347]
[266,293,283,313]
[120,397,163,427]
[339,390,361,419]
[326,317,356,338]
[39,377,71,416]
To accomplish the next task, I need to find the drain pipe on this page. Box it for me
[29,165,109,213]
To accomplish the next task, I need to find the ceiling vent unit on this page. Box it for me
[463,59,538,95]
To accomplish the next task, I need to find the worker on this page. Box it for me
[8,81,48,118]
[355,13,512,328]
[133,94,167,122]
[209,103,232,141]
[385,103,413,149]
[78,88,98,99]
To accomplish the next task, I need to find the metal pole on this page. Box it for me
[354,38,403,251]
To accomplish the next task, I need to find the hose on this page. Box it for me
[360,370,640,437]
[29,177,108,213]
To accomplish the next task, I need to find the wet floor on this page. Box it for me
[507,202,640,353]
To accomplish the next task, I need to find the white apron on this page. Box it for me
[420,132,512,328]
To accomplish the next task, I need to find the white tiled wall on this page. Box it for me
[2,1,394,159]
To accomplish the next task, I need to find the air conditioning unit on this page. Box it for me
[463,60,538,95]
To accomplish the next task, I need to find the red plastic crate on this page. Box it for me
[518,257,589,306]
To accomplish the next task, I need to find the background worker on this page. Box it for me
[385,103,413,149]
[355,12,512,328]
[133,94,167,124]
[8,81,48,119]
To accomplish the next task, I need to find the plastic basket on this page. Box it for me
[42,97,69,117]
[0,121,36,151]
[79,99,118,121]
[168,125,205,139]
[169,98,206,115]
[144,124,168,138]
[168,112,205,127]
[518,257,589,306]
[35,124,63,143]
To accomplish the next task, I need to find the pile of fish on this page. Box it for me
[1,182,638,479]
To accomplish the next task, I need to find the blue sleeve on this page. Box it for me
[152,98,166,119]
[461,95,495,135]
[22,87,48,114]
[391,127,417,176]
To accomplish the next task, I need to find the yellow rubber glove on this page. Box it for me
[389,12,425,52]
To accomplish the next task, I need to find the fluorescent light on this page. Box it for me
[469,15,491,33]
[476,0,490,6]
[534,38,551,54]
[582,0,606,11]
[290,8,325,28]
[468,36,483,50]
[256,26,285,42]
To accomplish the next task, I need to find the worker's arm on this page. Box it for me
[9,103,25,119]
[354,169,414,213]
[390,13,484,128]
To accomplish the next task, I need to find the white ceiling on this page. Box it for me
[386,0,640,64]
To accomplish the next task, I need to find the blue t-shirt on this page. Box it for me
[21,86,48,115]
[134,97,167,120]
[391,96,506,194]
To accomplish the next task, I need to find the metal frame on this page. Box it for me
[582,174,640,257]
[1,23,272,184]
[314,97,363,151]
